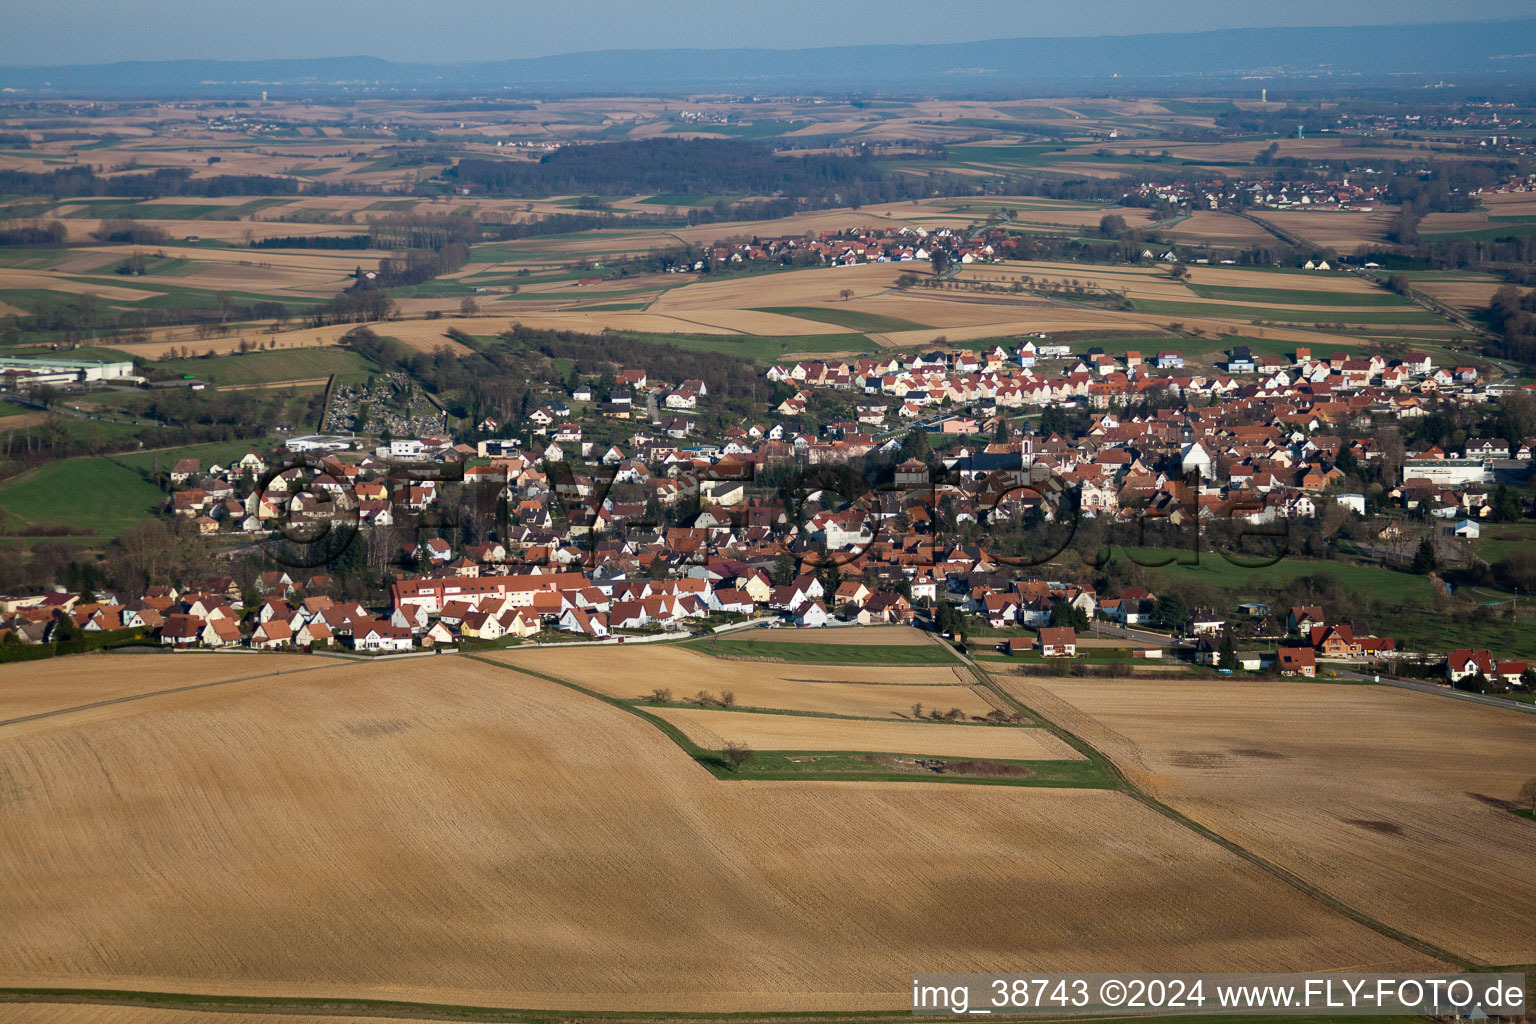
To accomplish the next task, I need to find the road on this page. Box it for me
[1330,666,1536,713]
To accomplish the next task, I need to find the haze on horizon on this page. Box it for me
[5,0,1533,67]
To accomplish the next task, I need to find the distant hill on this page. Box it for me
[2,19,1534,97]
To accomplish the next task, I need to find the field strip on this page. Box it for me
[0,659,346,730]
[946,645,1474,969]
[0,987,934,1023]
[216,377,331,392]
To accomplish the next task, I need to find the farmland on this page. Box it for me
[0,458,164,538]
[999,674,1536,965]
[650,705,1083,760]
[497,644,997,716]
[0,654,1444,1013]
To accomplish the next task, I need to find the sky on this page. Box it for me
[4,0,1534,65]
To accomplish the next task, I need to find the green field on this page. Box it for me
[1187,284,1412,307]
[1099,547,1437,604]
[155,347,376,385]
[754,305,930,333]
[606,330,870,362]
[0,457,164,538]
[716,749,1115,787]
[636,193,733,206]
[1421,218,1536,242]
[690,635,959,664]
[114,438,275,472]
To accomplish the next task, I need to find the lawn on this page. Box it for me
[689,635,959,664]
[0,457,164,538]
[754,305,930,333]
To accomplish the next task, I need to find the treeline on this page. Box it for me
[306,288,397,327]
[250,234,371,250]
[1354,233,1536,272]
[447,138,983,207]
[0,165,301,199]
[364,241,469,289]
[0,220,66,246]
[91,219,170,245]
[1,291,297,344]
[1486,284,1536,364]
[366,210,481,251]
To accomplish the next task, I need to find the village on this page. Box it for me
[3,329,1531,700]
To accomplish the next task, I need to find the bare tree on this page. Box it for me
[1520,777,1536,814]
[720,689,736,707]
[721,741,754,772]
[647,687,673,703]
[839,288,854,301]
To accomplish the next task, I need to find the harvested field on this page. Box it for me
[650,262,908,312]
[1256,210,1393,249]
[0,411,51,431]
[1482,193,1536,217]
[652,706,1084,760]
[119,319,479,361]
[0,656,1440,1012]
[1000,675,1536,965]
[0,270,164,302]
[0,1009,422,1024]
[0,652,311,724]
[494,645,996,718]
[1411,276,1506,313]
[1162,211,1289,245]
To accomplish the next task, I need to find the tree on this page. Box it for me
[1520,777,1536,814]
[51,611,79,643]
[1411,535,1439,575]
[994,418,1010,442]
[1153,592,1190,632]
[1098,213,1129,239]
[930,248,950,277]
[838,288,854,301]
[1217,630,1237,671]
[898,427,931,462]
[720,741,754,772]
[1490,484,1522,523]
[1050,601,1088,630]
